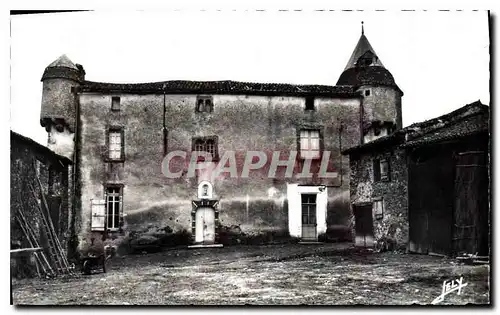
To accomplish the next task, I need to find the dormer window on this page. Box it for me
[356,51,375,67]
[196,96,213,113]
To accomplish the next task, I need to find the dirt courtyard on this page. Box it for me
[12,243,490,305]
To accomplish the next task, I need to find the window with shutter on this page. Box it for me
[299,129,321,159]
[90,199,106,231]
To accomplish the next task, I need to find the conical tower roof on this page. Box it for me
[336,23,402,94]
[343,33,384,71]
[41,54,84,83]
[46,54,78,70]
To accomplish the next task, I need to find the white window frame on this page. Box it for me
[300,129,321,159]
[105,186,123,231]
[108,130,122,160]
[373,198,384,220]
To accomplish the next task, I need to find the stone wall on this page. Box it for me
[349,146,408,249]
[77,93,362,250]
[359,86,402,130]
[10,134,72,277]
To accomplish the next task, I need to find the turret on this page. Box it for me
[337,22,403,144]
[40,55,85,159]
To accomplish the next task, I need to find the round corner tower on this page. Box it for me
[337,25,403,144]
[40,54,85,159]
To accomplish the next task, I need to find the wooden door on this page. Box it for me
[195,207,215,244]
[454,150,489,255]
[409,148,454,255]
[353,204,374,247]
[301,194,317,241]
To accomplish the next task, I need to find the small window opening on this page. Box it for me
[380,159,390,181]
[111,97,121,111]
[305,97,315,111]
[373,199,384,220]
[373,158,381,182]
[196,96,213,113]
[365,90,371,97]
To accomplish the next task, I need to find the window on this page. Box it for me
[365,90,371,97]
[357,51,375,67]
[373,198,384,220]
[373,158,381,181]
[299,129,321,159]
[301,194,317,225]
[192,136,218,160]
[107,128,124,161]
[373,158,390,182]
[359,58,373,67]
[305,97,315,111]
[111,97,121,111]
[106,186,123,230]
[196,96,213,113]
[380,159,390,181]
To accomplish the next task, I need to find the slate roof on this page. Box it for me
[336,32,402,93]
[402,111,489,148]
[336,66,398,89]
[342,101,489,155]
[81,80,358,97]
[46,54,78,70]
[343,34,385,71]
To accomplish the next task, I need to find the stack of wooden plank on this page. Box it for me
[456,253,490,265]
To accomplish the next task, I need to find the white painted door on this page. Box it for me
[195,207,215,244]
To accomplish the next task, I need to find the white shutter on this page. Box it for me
[91,199,106,231]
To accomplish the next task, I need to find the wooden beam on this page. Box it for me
[10,247,43,255]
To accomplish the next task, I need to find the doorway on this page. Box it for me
[195,207,215,244]
[353,204,374,247]
[301,194,317,241]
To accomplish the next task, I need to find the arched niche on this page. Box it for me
[197,181,213,199]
